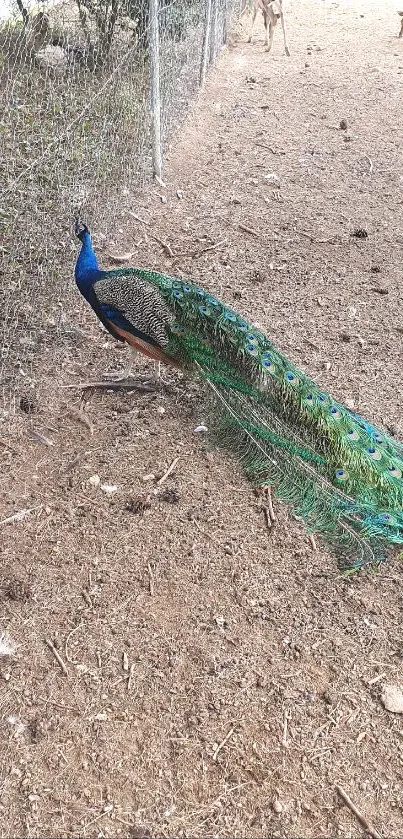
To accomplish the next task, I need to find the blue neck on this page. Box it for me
[75,230,100,291]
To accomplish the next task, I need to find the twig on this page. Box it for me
[82,589,92,607]
[363,154,373,175]
[368,672,386,686]
[29,429,54,446]
[68,406,94,435]
[65,623,84,664]
[0,506,40,526]
[192,518,224,550]
[309,534,317,551]
[156,456,179,486]
[263,506,272,530]
[128,211,150,225]
[59,382,157,392]
[151,234,175,257]
[239,223,258,237]
[173,239,227,260]
[297,230,338,245]
[256,142,286,154]
[335,784,382,839]
[212,726,235,761]
[147,563,154,596]
[266,486,276,523]
[44,638,68,676]
[127,663,135,692]
[282,709,290,747]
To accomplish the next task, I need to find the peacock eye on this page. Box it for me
[335,469,349,481]
[367,447,382,461]
[388,465,402,479]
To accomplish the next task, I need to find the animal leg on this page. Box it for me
[265,19,274,52]
[263,10,269,46]
[248,6,257,42]
[279,2,290,55]
[399,13,403,37]
[104,347,138,382]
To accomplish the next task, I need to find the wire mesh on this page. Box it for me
[0,0,239,418]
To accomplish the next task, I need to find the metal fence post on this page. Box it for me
[209,0,219,63]
[149,0,163,182]
[200,0,212,87]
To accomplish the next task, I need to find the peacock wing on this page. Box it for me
[93,271,175,349]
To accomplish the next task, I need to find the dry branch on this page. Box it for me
[335,784,382,839]
[44,638,68,676]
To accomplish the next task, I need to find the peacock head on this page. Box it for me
[75,218,90,242]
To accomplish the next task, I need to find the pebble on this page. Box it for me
[381,684,403,714]
[272,798,283,814]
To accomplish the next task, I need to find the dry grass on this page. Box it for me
[1,0,403,836]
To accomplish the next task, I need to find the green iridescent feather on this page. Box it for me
[94,266,403,569]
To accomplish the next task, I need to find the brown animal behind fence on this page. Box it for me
[247,0,290,56]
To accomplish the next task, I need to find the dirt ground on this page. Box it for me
[1,0,403,836]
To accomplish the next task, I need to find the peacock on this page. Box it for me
[74,220,403,569]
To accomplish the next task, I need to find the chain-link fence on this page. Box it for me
[0,0,243,416]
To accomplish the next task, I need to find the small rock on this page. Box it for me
[126,495,151,514]
[193,425,208,433]
[142,473,156,482]
[350,228,368,239]
[100,484,118,494]
[371,286,389,295]
[370,265,381,273]
[19,396,36,414]
[89,474,101,487]
[272,798,283,814]
[339,118,348,130]
[6,579,31,603]
[156,406,166,415]
[160,488,180,504]
[264,172,280,184]
[381,684,403,714]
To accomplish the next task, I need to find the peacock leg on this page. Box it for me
[103,348,138,382]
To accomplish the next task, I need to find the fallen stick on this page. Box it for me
[256,142,286,155]
[212,726,235,761]
[44,638,68,676]
[266,486,276,523]
[335,784,382,839]
[59,382,157,392]
[0,506,40,526]
[147,562,154,597]
[173,239,227,260]
[239,223,258,237]
[297,230,338,245]
[68,406,94,435]
[262,506,272,530]
[156,456,179,486]
[128,211,150,225]
[151,234,175,257]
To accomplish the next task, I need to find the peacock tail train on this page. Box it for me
[78,250,403,570]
